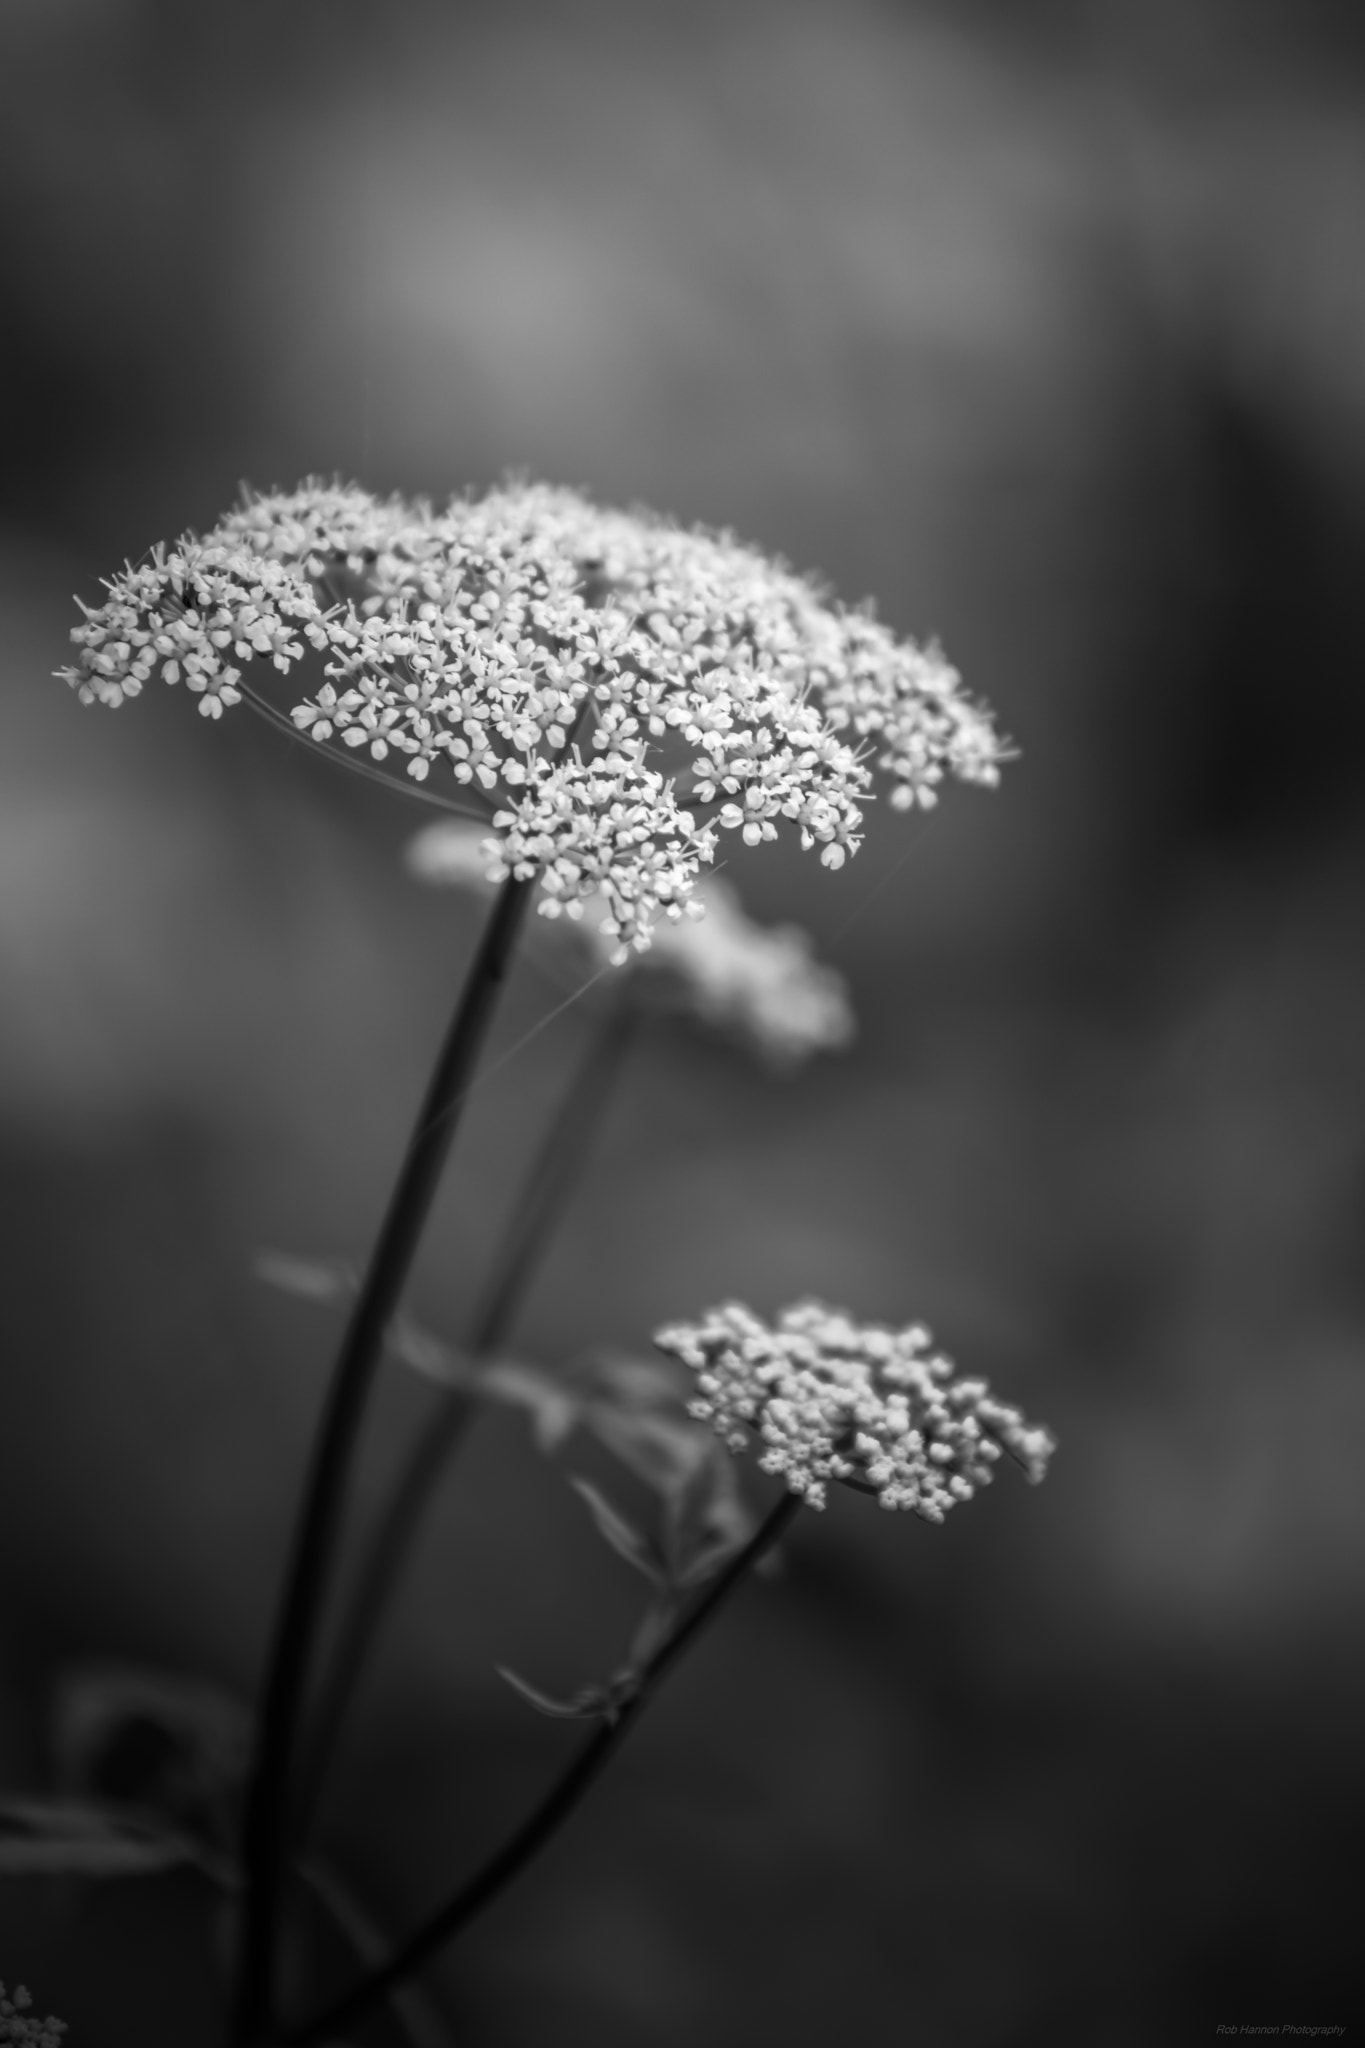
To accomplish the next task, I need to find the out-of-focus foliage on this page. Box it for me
[2,1,1363,2041]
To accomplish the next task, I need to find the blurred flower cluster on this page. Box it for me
[409,816,853,1066]
[59,480,1005,953]
[0,1986,65,2044]
[656,1301,1055,1515]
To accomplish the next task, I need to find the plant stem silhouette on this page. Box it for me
[233,872,535,2045]
[293,989,638,1839]
[289,1488,802,2045]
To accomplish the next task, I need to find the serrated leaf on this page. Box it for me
[495,1666,607,1720]
[568,1477,664,1583]
[0,1798,198,1879]
[252,1249,357,1303]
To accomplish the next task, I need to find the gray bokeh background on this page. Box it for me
[2,2,1363,2040]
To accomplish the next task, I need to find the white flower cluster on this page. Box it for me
[655,1300,1055,1516]
[408,819,853,1066]
[61,480,1006,951]
[63,535,330,720]
[638,876,854,1067]
[0,1985,66,2044]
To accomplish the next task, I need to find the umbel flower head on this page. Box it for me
[408,816,854,1066]
[655,1300,1055,1516]
[59,479,1007,953]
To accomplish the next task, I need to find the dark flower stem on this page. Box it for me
[233,872,536,2046]
[288,1487,804,2046]
[292,986,639,1839]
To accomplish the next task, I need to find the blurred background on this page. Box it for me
[2,0,1363,2040]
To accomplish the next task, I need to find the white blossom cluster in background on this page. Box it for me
[60,481,1007,954]
[408,818,853,1066]
[0,1985,66,2044]
[641,876,853,1067]
[655,1301,1055,1515]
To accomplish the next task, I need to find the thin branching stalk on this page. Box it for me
[292,988,639,1839]
[287,1488,804,2046]
[233,871,536,2045]
[295,1859,449,2048]
[468,984,638,1355]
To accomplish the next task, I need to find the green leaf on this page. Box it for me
[388,1315,467,1385]
[495,1667,609,1720]
[624,1596,682,1669]
[585,1352,683,1410]
[483,1360,580,1452]
[586,1402,710,1496]
[251,1249,357,1302]
[568,1478,664,1583]
[670,1441,762,1587]
[255,1251,580,1461]
[0,1798,199,1879]
[254,1252,480,1392]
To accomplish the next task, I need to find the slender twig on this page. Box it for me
[287,1488,804,2046]
[292,986,639,1840]
[233,871,536,2046]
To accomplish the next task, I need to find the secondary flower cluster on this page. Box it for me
[0,1986,65,2044]
[637,875,854,1066]
[60,479,1006,950]
[408,817,853,1065]
[655,1300,1055,1516]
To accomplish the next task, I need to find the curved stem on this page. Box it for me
[288,1488,804,2046]
[233,872,536,2046]
[292,989,638,1842]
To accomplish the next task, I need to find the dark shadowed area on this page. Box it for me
[2,1,1362,2041]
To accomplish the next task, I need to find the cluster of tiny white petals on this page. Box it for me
[62,536,329,716]
[0,1985,66,2044]
[625,876,854,1064]
[218,479,422,576]
[820,612,1004,811]
[408,822,852,1064]
[484,749,717,966]
[543,873,848,1061]
[655,1300,1055,1516]
[61,480,1007,947]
